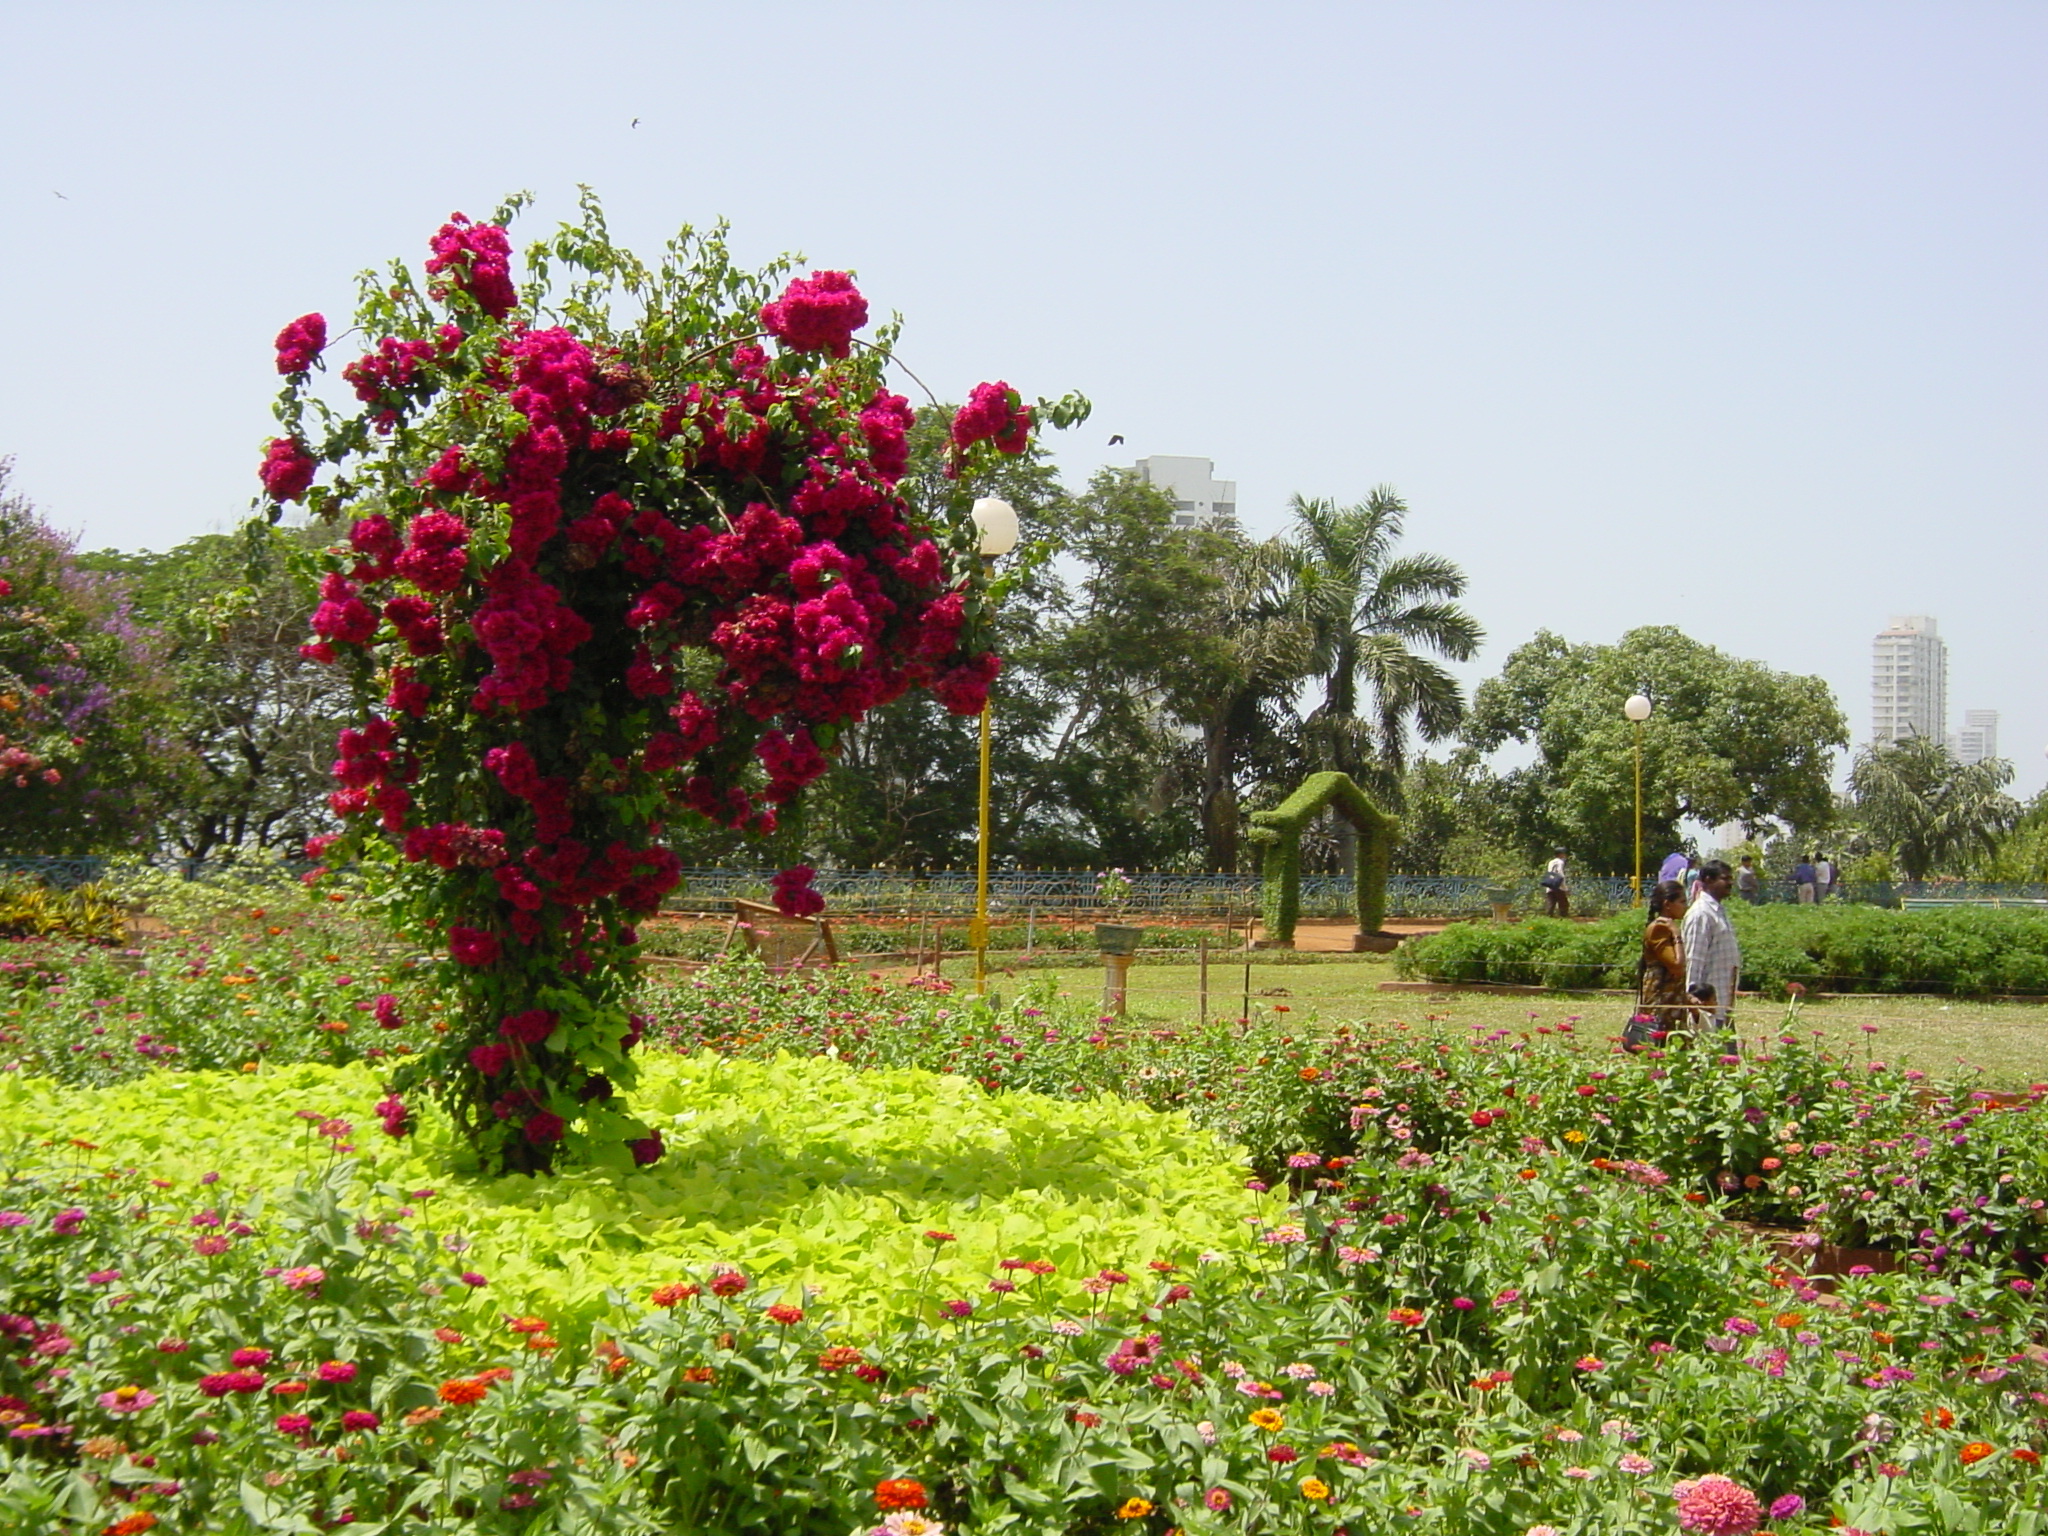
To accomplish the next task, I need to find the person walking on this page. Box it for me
[1683,859,1742,1032]
[1625,878,1693,1049]
[1813,853,1837,901]
[1658,850,1692,887]
[1541,850,1570,918]
[1793,854,1818,904]
[1735,854,1762,905]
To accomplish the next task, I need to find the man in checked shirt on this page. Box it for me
[1682,859,1743,1033]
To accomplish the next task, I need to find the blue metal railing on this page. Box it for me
[5,856,2044,919]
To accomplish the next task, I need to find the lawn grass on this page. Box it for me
[965,952,2048,1088]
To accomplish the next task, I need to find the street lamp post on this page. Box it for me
[969,497,1019,995]
[1624,694,1653,907]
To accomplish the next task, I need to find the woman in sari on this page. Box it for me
[1625,879,1693,1049]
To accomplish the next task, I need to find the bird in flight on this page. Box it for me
[52,190,68,200]
[631,117,640,128]
[1108,433,1124,445]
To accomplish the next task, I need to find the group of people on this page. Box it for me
[1628,859,1742,1046]
[1661,850,1840,905]
[1535,848,1744,1043]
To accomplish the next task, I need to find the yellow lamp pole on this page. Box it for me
[969,498,1019,995]
[1625,694,1653,907]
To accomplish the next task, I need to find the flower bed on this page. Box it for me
[5,1064,2044,1532]
[7,947,2048,1531]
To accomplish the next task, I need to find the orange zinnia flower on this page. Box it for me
[875,1478,927,1511]
[103,1516,158,1536]
[437,1377,490,1405]
[1959,1441,1996,1464]
[1299,1477,1331,1501]
[1115,1498,1154,1519]
[1249,1408,1285,1432]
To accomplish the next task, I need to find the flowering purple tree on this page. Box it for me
[265,194,1080,1173]
[0,462,174,853]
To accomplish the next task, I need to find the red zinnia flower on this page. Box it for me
[874,1478,927,1510]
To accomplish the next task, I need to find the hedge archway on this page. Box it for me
[1246,772,1399,948]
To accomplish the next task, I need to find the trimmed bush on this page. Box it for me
[1396,903,2048,996]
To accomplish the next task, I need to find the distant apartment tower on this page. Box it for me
[1133,456,1236,528]
[1870,615,1948,746]
[1954,709,2000,765]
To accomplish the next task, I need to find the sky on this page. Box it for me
[3,2,2043,792]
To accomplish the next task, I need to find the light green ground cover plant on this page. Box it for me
[0,1054,1269,1337]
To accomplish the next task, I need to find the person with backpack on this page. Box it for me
[1541,850,1570,918]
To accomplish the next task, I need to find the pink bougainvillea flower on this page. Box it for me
[274,313,328,374]
[259,437,317,503]
[759,270,868,359]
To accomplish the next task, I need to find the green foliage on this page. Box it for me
[1849,735,2020,880]
[0,1052,1269,1339]
[0,879,125,943]
[1466,626,1848,871]
[1247,772,1398,942]
[1397,902,2048,996]
[96,523,351,860]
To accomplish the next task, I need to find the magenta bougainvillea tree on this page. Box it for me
[262,193,1082,1173]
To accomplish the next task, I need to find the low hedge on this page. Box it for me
[1394,902,2048,996]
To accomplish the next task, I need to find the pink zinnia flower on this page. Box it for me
[1673,1473,1763,1534]
[316,1361,357,1384]
[98,1385,157,1414]
[341,1410,380,1431]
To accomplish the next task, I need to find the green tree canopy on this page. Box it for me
[1847,736,2018,881]
[86,524,354,861]
[1465,626,1847,874]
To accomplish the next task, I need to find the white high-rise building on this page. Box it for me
[1132,456,1237,529]
[1870,615,1948,746]
[1954,709,1999,765]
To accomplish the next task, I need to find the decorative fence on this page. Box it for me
[10,856,2045,921]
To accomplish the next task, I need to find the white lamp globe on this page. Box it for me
[970,497,1019,559]
[1624,694,1653,723]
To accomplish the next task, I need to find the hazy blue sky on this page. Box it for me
[4,2,2043,792]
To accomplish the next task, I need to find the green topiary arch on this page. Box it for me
[1245,772,1400,949]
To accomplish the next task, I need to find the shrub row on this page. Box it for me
[1395,903,2048,996]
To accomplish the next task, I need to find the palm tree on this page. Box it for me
[1194,536,1317,872]
[1287,489,1483,807]
[1847,736,2019,880]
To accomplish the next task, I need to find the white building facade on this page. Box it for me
[1870,615,1948,746]
[1953,708,1999,765]
[1132,456,1237,528]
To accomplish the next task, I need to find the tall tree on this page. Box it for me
[1466,626,1847,874]
[1289,489,1483,804]
[1847,736,2018,880]
[1191,535,1317,872]
[88,524,354,861]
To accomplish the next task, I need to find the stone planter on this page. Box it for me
[1094,923,1145,956]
